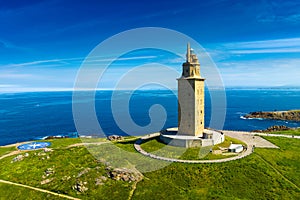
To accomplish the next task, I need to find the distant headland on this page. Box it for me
[244,110,300,121]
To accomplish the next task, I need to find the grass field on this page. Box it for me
[0,134,299,199]
[0,145,132,199]
[133,136,300,199]
[0,182,66,200]
[140,136,245,160]
[267,128,300,136]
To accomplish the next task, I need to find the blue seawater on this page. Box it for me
[0,89,300,146]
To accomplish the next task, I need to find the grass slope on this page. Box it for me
[268,128,300,136]
[134,137,300,199]
[0,146,132,200]
[0,146,16,157]
[0,135,299,199]
[0,182,65,200]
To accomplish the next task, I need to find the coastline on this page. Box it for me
[244,110,300,122]
[2,129,300,149]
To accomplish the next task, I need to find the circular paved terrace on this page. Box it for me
[134,131,278,163]
[17,142,51,150]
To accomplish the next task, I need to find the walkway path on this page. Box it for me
[254,132,300,139]
[0,179,80,200]
[254,154,300,191]
[67,141,109,148]
[0,150,20,160]
[222,131,279,148]
[134,130,279,163]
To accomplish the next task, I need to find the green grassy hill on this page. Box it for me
[0,134,299,199]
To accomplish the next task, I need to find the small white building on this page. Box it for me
[228,144,244,153]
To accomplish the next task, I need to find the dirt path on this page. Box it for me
[0,179,80,200]
[127,179,142,200]
[0,150,20,160]
[67,142,109,148]
[255,154,300,191]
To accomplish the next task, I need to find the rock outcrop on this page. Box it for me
[44,167,55,176]
[244,110,300,121]
[73,181,88,193]
[77,168,90,178]
[95,176,107,186]
[252,125,292,133]
[41,178,54,185]
[107,135,124,141]
[107,168,143,182]
[11,155,24,163]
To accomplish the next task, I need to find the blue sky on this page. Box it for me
[1,0,300,92]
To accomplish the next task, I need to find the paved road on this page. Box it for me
[134,131,280,163]
[222,131,279,149]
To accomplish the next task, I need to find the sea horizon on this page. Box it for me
[1,85,300,94]
[1,88,300,146]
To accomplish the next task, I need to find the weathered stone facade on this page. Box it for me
[159,44,224,148]
[178,43,205,137]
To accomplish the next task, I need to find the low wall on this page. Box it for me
[159,135,203,148]
[160,128,224,148]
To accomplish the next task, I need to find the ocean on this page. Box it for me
[1,89,300,146]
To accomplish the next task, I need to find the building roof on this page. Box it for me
[228,144,243,150]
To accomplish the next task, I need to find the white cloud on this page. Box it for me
[0,73,33,78]
[0,84,19,88]
[218,37,300,54]
[218,58,300,87]
[202,37,300,86]
[233,38,300,48]
[85,55,158,63]
[9,57,85,67]
[6,55,159,68]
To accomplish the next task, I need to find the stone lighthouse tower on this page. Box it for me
[159,44,223,147]
[177,43,205,137]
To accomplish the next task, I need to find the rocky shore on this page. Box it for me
[244,110,300,121]
[252,125,292,133]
